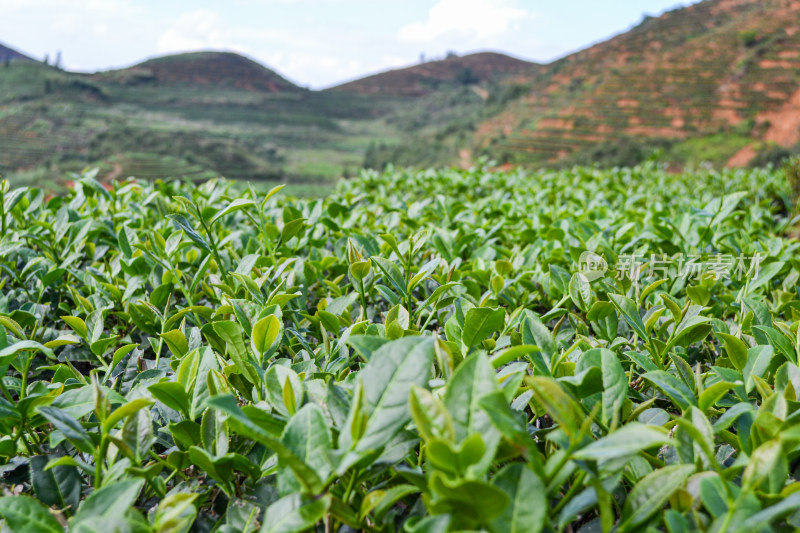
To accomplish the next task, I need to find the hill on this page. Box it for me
[4,0,800,186]
[472,0,800,167]
[329,52,539,96]
[96,51,302,93]
[0,50,397,189]
[0,41,34,63]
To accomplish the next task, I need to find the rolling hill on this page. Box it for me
[0,47,520,189]
[471,0,800,167]
[329,52,539,96]
[96,51,302,93]
[3,0,800,188]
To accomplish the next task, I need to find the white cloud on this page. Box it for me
[398,0,531,44]
[51,14,77,31]
[0,0,152,69]
[231,0,334,4]
[157,9,231,54]
[0,0,541,86]
[381,55,413,69]
[261,50,365,87]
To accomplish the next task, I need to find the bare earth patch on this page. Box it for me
[727,144,756,166]
[760,88,800,147]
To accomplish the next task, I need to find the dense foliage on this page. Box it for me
[0,163,799,532]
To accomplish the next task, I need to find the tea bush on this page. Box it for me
[0,163,799,532]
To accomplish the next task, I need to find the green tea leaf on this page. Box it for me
[343,336,434,454]
[213,320,260,386]
[642,370,697,411]
[148,381,190,417]
[38,406,95,454]
[280,404,333,491]
[30,455,81,514]
[619,465,695,531]
[252,314,281,355]
[526,376,583,439]
[73,479,144,524]
[573,423,673,461]
[717,332,748,372]
[609,293,648,340]
[260,493,330,533]
[209,198,255,226]
[0,494,64,533]
[462,307,505,349]
[168,214,211,253]
[489,463,546,533]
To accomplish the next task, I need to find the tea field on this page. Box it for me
[0,163,799,532]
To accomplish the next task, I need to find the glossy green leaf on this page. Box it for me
[609,293,648,340]
[573,423,673,461]
[168,214,210,253]
[148,381,190,417]
[642,370,697,411]
[30,455,81,514]
[461,307,505,349]
[0,494,64,533]
[619,465,695,531]
[38,406,95,454]
[279,404,333,491]
[443,351,501,474]
[489,463,546,533]
[717,332,748,372]
[343,336,434,454]
[209,198,256,226]
[213,320,260,386]
[252,314,281,355]
[73,479,144,524]
[260,493,330,533]
[526,376,583,439]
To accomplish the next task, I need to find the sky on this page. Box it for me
[0,0,696,89]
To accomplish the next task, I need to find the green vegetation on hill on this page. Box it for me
[3,0,800,186]
[0,51,529,187]
[0,163,799,531]
[0,60,380,186]
[329,51,538,96]
[336,0,800,172]
[115,51,301,93]
[471,0,800,168]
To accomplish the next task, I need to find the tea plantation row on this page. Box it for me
[0,163,798,532]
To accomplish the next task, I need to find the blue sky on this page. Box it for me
[0,0,695,88]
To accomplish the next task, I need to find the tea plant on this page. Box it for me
[0,163,799,532]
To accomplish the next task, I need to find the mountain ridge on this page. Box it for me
[328,52,540,96]
[0,41,34,63]
[94,51,302,93]
[2,0,800,186]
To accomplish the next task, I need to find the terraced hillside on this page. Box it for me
[0,54,399,189]
[330,52,539,96]
[4,0,800,185]
[475,0,800,167]
[1,47,525,188]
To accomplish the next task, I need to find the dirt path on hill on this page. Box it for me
[727,145,756,167]
[106,161,123,182]
[760,88,800,147]
[458,149,472,168]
